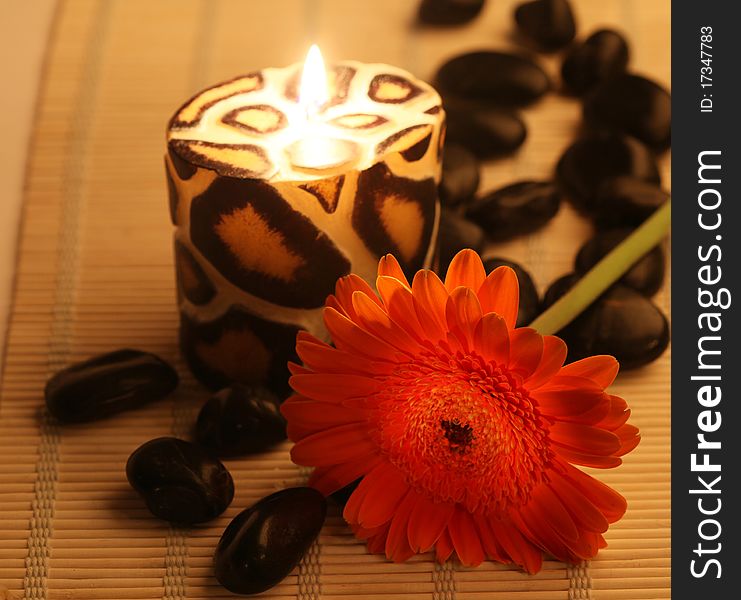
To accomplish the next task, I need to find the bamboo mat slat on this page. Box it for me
[0,0,670,598]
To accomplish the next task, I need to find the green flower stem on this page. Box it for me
[529,201,671,336]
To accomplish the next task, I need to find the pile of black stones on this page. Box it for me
[42,1,670,595]
[432,0,670,369]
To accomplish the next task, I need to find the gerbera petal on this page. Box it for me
[280,399,366,430]
[376,275,427,342]
[290,373,380,403]
[445,287,483,350]
[435,528,455,563]
[367,525,391,554]
[508,328,544,378]
[614,424,641,456]
[309,454,383,496]
[352,291,420,355]
[444,249,486,292]
[554,445,623,469]
[285,415,317,442]
[411,270,449,342]
[549,421,623,456]
[324,307,401,362]
[560,355,619,389]
[511,508,577,563]
[407,497,455,553]
[296,338,396,377]
[477,266,519,329]
[523,484,579,543]
[357,463,410,528]
[296,330,321,344]
[291,423,377,466]
[334,274,383,321]
[448,508,485,566]
[472,514,508,563]
[524,336,568,390]
[595,395,631,430]
[385,490,418,562]
[558,460,628,522]
[325,294,347,317]
[530,379,606,417]
[352,522,387,541]
[473,313,510,366]
[530,375,609,417]
[488,517,543,574]
[288,362,312,376]
[547,469,609,534]
[378,254,410,289]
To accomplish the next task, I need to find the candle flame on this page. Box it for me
[299,44,329,120]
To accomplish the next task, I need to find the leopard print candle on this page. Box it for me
[166,60,444,392]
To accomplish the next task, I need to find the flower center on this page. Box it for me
[371,349,553,513]
[440,419,475,454]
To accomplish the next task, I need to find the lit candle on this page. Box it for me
[165,46,445,391]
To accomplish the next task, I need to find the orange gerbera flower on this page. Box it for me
[281,250,640,572]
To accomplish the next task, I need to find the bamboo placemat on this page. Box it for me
[0,0,670,598]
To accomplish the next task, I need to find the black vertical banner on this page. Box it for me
[672,2,741,598]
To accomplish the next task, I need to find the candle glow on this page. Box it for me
[299,44,329,121]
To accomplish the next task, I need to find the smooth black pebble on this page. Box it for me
[583,73,671,151]
[483,257,540,327]
[437,208,486,276]
[436,51,550,106]
[575,228,665,296]
[444,108,527,158]
[195,385,286,458]
[543,274,669,369]
[514,0,576,52]
[593,175,670,228]
[418,0,485,25]
[126,437,234,524]
[466,180,560,240]
[214,487,327,595]
[440,143,480,206]
[556,131,660,213]
[561,29,629,95]
[45,349,179,423]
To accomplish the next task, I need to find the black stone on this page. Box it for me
[483,258,540,326]
[583,73,671,151]
[444,109,527,158]
[593,175,670,229]
[436,51,551,107]
[195,385,286,457]
[555,131,660,213]
[126,437,234,524]
[439,143,480,206]
[514,0,576,52]
[45,349,179,423]
[575,228,665,297]
[561,29,629,95]
[214,487,327,595]
[542,274,669,369]
[418,0,485,25]
[466,180,560,240]
[437,208,486,276]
